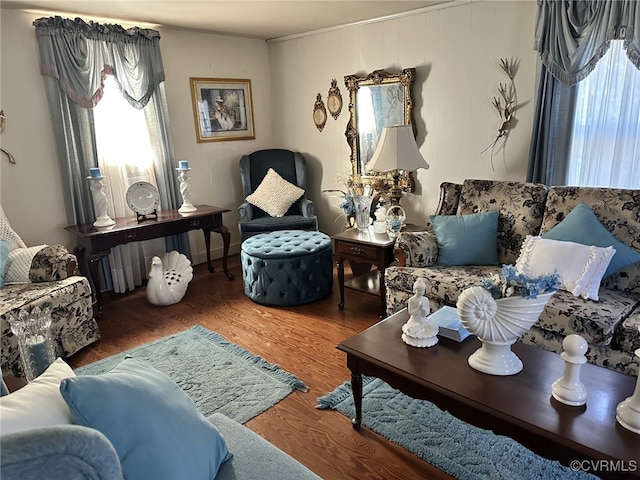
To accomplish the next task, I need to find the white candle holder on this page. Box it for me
[88,176,116,227]
[177,167,197,213]
[616,348,640,434]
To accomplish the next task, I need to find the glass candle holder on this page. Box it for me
[7,306,56,382]
[386,205,406,238]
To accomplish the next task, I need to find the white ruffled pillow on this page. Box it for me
[0,358,75,434]
[246,168,304,217]
[515,236,615,301]
[4,245,47,284]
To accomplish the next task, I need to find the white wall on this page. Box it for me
[269,0,538,234]
[0,9,271,262]
[1,0,538,261]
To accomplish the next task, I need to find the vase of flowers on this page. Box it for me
[456,265,560,376]
[323,172,384,230]
[353,194,373,231]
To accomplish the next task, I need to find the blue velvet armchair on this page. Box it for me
[238,149,318,241]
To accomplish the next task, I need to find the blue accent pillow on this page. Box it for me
[60,356,232,480]
[542,202,640,277]
[430,211,500,266]
[0,240,8,288]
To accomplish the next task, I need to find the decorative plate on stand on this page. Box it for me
[126,181,160,220]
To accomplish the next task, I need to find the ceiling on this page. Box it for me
[2,1,455,40]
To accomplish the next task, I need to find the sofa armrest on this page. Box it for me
[238,201,254,222]
[209,412,320,480]
[0,425,123,480]
[29,245,77,283]
[394,231,439,267]
[300,198,315,217]
[435,181,463,215]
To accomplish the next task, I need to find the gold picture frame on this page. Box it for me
[190,77,255,142]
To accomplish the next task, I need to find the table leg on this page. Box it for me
[206,226,234,280]
[217,225,233,280]
[202,227,215,273]
[351,371,363,429]
[337,258,345,310]
[378,268,386,318]
[74,245,107,318]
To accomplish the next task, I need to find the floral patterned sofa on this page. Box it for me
[1,245,99,377]
[385,179,640,375]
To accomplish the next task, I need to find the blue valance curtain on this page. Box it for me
[34,16,164,109]
[533,0,639,85]
[34,16,190,293]
[527,0,640,184]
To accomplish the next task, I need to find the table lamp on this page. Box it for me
[366,125,429,206]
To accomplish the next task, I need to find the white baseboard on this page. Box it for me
[191,241,241,266]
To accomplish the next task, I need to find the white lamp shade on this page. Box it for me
[366,125,429,173]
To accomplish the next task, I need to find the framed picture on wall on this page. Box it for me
[189,77,255,142]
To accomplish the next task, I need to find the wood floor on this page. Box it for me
[67,254,454,480]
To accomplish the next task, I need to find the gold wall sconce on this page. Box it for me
[1,110,16,164]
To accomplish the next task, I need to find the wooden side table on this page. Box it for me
[332,226,418,316]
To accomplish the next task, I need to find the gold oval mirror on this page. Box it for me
[344,68,417,193]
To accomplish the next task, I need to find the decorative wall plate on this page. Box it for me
[126,181,160,216]
[313,93,327,132]
[327,79,342,120]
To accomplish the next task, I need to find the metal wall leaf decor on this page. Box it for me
[481,58,518,170]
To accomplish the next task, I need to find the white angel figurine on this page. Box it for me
[402,278,439,347]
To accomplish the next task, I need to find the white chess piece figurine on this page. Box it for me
[616,347,640,434]
[402,278,439,348]
[551,334,588,406]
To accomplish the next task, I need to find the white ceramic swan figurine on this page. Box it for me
[146,251,193,306]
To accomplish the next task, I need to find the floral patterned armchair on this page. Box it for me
[0,206,99,377]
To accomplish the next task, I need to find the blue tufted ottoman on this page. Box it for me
[241,230,333,306]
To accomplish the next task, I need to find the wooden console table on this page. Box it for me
[65,205,233,316]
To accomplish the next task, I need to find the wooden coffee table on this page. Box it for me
[337,309,640,479]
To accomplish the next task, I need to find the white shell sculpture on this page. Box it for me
[146,251,193,306]
[457,286,553,375]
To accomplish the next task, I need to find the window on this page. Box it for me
[566,41,640,188]
[93,75,165,292]
[94,75,158,195]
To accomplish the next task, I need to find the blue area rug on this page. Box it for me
[317,377,597,480]
[76,325,307,423]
